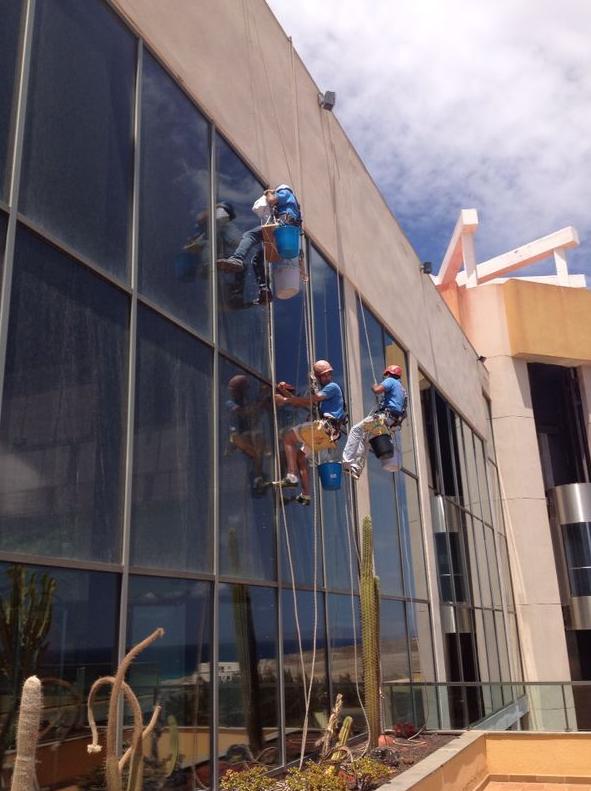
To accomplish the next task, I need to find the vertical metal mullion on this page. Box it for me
[209,125,220,791]
[0,0,35,424]
[116,37,143,756]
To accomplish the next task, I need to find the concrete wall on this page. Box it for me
[108,0,489,437]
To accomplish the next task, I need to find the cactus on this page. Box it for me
[360,516,382,749]
[10,675,42,791]
[0,566,55,773]
[324,715,352,776]
[86,628,164,791]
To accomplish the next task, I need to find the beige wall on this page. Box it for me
[109,0,489,437]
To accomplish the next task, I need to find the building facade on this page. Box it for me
[0,1,523,788]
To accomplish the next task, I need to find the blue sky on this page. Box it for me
[266,0,591,280]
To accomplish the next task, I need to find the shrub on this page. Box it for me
[220,765,275,791]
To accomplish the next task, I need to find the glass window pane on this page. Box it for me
[219,358,276,580]
[20,0,135,278]
[368,454,404,596]
[323,487,358,592]
[127,575,211,786]
[139,52,211,336]
[474,609,493,716]
[475,436,492,524]
[327,593,364,733]
[0,227,128,562]
[0,212,7,282]
[311,247,345,386]
[0,0,23,200]
[462,422,481,519]
[498,535,515,612]
[0,563,118,788]
[495,610,511,682]
[218,584,279,769]
[282,589,328,761]
[485,526,502,607]
[465,516,481,607]
[357,301,384,414]
[131,306,213,572]
[407,602,435,682]
[489,461,505,534]
[385,333,415,473]
[216,136,269,376]
[397,473,427,599]
[380,598,409,682]
[473,519,492,608]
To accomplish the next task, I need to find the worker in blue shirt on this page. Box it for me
[276,360,345,505]
[217,184,302,306]
[342,364,407,479]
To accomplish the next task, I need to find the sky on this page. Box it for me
[266,0,591,279]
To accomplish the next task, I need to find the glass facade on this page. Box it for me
[420,373,522,726]
[0,1,522,786]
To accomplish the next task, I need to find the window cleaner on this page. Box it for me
[217,185,302,307]
[274,360,346,505]
[342,365,407,480]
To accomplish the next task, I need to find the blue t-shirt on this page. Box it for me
[318,381,345,420]
[381,376,406,413]
[275,186,301,222]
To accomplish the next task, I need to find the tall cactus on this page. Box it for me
[0,566,55,773]
[360,516,382,748]
[10,676,42,791]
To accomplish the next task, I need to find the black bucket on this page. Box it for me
[369,433,394,459]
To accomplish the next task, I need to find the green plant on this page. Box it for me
[220,765,275,791]
[10,676,42,791]
[360,516,382,749]
[285,761,346,791]
[0,566,56,772]
[351,757,390,790]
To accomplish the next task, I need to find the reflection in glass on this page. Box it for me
[20,0,135,278]
[282,590,328,760]
[380,598,409,682]
[475,437,492,524]
[484,609,502,711]
[473,520,492,608]
[127,576,211,787]
[397,473,427,599]
[218,584,279,769]
[0,228,128,562]
[132,306,213,571]
[357,300,384,415]
[219,358,276,580]
[0,213,6,283]
[384,332,415,473]
[323,487,358,592]
[564,522,591,596]
[0,563,118,788]
[311,248,345,386]
[139,52,211,335]
[327,593,364,732]
[216,136,269,376]
[368,454,403,596]
[0,0,23,200]
[407,602,435,682]
[485,526,502,607]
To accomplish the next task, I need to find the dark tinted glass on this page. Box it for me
[20,0,135,278]
[323,486,358,592]
[564,522,591,596]
[357,301,384,414]
[384,331,415,473]
[0,0,23,200]
[311,247,345,385]
[282,589,328,759]
[367,454,403,596]
[139,52,211,335]
[407,601,435,682]
[216,136,269,376]
[132,306,213,571]
[327,593,364,732]
[0,227,128,561]
[397,472,427,599]
[218,584,279,769]
[0,212,7,282]
[473,519,492,607]
[219,358,276,580]
[127,575,211,784]
[380,598,408,682]
[0,563,118,787]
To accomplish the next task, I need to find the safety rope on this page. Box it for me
[357,291,379,387]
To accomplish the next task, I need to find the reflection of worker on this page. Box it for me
[217,185,302,306]
[226,374,268,494]
[342,365,407,480]
[178,202,241,281]
[276,360,345,505]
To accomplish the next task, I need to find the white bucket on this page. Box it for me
[273,258,300,300]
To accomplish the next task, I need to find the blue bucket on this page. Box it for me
[274,224,300,259]
[318,461,342,491]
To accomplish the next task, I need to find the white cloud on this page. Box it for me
[266,0,591,274]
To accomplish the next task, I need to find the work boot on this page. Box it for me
[217,257,244,273]
[277,473,298,488]
[295,493,311,506]
[343,464,361,480]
